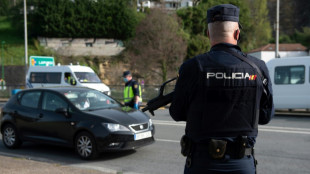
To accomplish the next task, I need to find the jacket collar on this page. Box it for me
[211,43,242,52]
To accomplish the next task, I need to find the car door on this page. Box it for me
[38,91,76,145]
[15,90,42,140]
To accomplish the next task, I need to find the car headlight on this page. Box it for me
[149,119,153,127]
[102,123,130,132]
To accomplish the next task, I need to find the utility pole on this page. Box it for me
[24,0,28,65]
[275,0,280,58]
[24,0,28,87]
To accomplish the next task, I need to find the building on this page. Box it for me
[248,43,309,62]
[137,0,193,11]
[163,0,193,10]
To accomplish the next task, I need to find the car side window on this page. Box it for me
[275,65,305,84]
[42,92,68,112]
[20,91,41,108]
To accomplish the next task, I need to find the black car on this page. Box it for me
[0,87,155,159]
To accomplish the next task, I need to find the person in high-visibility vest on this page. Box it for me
[68,75,76,86]
[123,71,142,109]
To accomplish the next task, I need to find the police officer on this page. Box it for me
[169,4,274,174]
[123,71,142,109]
[68,75,76,86]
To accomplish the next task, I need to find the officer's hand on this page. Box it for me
[134,103,139,110]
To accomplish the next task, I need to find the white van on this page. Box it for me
[266,56,310,109]
[26,65,111,95]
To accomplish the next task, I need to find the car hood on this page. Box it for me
[86,106,150,125]
[80,83,110,93]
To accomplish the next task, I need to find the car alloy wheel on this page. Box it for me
[75,132,98,159]
[2,124,22,149]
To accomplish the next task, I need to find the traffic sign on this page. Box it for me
[30,56,55,66]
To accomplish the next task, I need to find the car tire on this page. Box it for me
[75,132,98,160]
[2,124,22,149]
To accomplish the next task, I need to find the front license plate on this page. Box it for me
[134,131,152,141]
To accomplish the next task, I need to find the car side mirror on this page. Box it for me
[55,108,70,117]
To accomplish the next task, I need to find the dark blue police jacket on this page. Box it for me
[169,43,274,145]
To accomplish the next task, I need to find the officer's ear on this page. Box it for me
[207,29,210,38]
[234,29,240,41]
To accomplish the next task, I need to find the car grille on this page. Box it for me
[129,123,149,133]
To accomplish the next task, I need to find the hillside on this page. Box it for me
[0,16,47,65]
[267,0,310,36]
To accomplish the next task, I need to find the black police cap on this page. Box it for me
[207,4,240,24]
[123,71,131,77]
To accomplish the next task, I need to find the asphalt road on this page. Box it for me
[0,108,310,174]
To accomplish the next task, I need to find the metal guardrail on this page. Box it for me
[0,85,25,98]
[109,85,175,102]
[0,85,176,102]
[1,85,310,116]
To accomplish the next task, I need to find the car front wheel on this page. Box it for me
[2,124,22,149]
[75,132,98,160]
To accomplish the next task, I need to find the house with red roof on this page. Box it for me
[247,43,309,62]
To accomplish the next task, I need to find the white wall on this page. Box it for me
[38,37,124,56]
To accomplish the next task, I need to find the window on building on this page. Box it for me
[105,40,115,44]
[85,43,93,47]
[275,65,305,84]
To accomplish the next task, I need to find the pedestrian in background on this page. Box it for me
[123,71,142,109]
[169,4,274,174]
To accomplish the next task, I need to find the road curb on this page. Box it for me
[0,98,9,102]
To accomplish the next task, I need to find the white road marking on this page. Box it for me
[156,139,179,143]
[259,128,310,135]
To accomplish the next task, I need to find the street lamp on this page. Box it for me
[24,0,28,66]
[275,0,280,58]
[24,0,28,88]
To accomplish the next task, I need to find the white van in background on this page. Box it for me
[26,64,111,95]
[266,56,310,109]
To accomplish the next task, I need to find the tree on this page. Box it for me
[124,9,187,83]
[186,34,210,60]
[177,6,205,35]
[10,0,40,37]
[102,0,140,40]
[294,27,310,48]
[193,0,201,6]
[35,0,67,37]
[245,0,272,51]
[0,0,10,16]
[17,0,140,39]
[177,0,254,54]
[267,0,310,43]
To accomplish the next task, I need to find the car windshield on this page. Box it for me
[74,72,101,83]
[62,89,120,111]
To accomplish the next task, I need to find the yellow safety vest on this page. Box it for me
[124,84,142,103]
[68,76,76,85]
